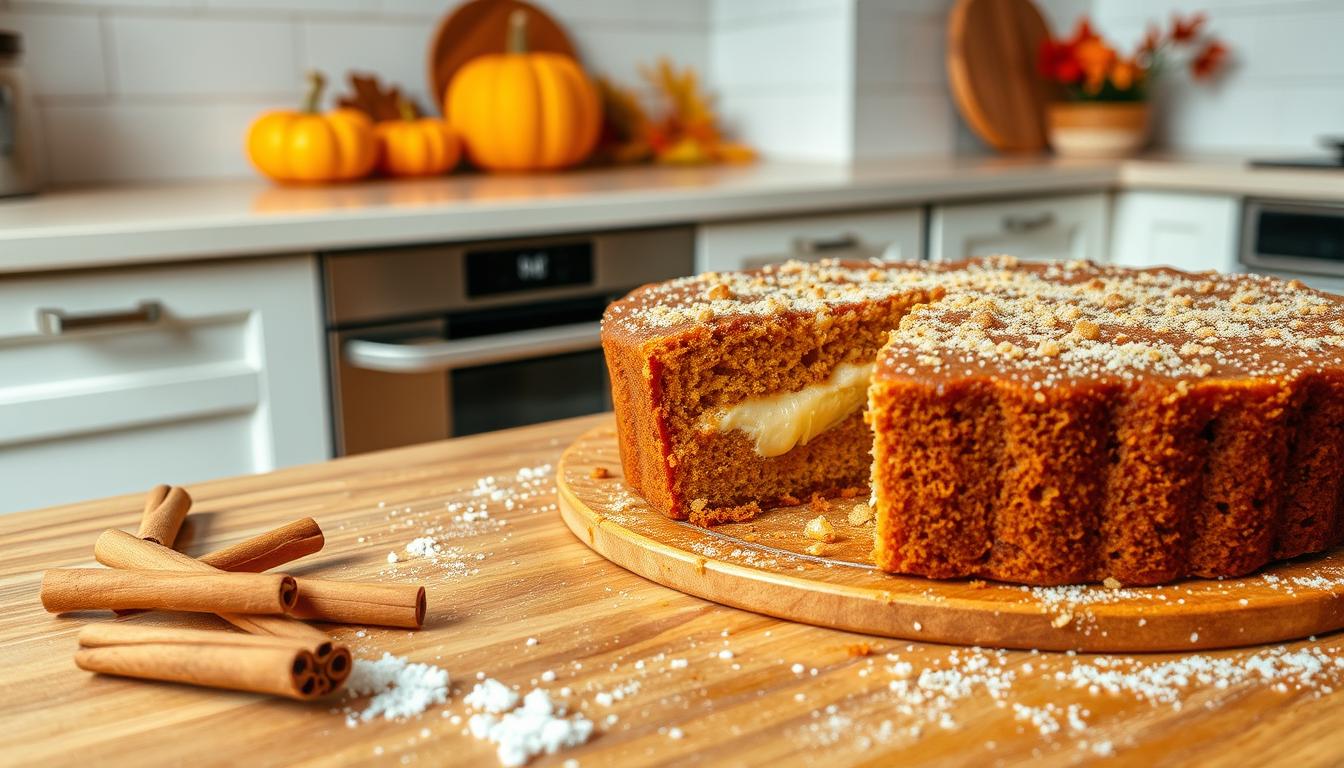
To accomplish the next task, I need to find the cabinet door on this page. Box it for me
[0,256,328,513]
[929,193,1109,263]
[1109,191,1239,273]
[696,208,924,273]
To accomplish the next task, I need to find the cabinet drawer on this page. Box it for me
[1110,191,1239,273]
[0,257,328,512]
[929,193,1109,263]
[696,208,924,272]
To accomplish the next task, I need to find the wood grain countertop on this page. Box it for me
[2,413,1342,767]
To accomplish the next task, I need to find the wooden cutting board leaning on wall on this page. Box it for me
[947,0,1060,153]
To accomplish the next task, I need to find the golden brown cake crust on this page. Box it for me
[870,257,1344,586]
[603,256,1344,586]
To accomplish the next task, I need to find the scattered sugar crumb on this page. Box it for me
[804,515,837,543]
[344,653,449,723]
[464,678,520,714]
[467,686,593,767]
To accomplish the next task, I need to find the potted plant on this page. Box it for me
[1038,14,1227,158]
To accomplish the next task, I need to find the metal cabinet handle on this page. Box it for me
[1002,212,1056,234]
[344,320,601,374]
[792,233,862,255]
[0,83,14,156]
[37,300,163,335]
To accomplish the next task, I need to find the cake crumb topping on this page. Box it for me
[604,256,1344,386]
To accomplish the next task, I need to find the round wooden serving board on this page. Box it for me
[558,422,1344,652]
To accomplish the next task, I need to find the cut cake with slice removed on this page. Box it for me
[601,259,942,525]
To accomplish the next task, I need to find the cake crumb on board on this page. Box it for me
[804,515,837,543]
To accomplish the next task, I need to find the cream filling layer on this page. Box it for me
[698,362,874,458]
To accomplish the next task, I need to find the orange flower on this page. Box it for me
[1191,41,1227,80]
[1074,37,1116,94]
[1110,58,1138,91]
[1067,18,1096,47]
[1171,12,1205,42]
[1139,23,1162,55]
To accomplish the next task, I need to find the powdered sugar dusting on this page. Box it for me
[466,683,593,767]
[344,652,450,724]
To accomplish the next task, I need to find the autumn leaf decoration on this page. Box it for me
[595,58,755,166]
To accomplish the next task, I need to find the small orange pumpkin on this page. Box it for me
[247,72,376,183]
[375,100,461,177]
[445,10,601,172]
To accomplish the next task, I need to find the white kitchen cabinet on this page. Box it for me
[929,193,1109,263]
[1109,191,1240,274]
[0,255,329,513]
[696,207,924,273]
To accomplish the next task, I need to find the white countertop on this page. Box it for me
[1,154,1340,275]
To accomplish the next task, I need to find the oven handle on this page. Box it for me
[343,321,602,374]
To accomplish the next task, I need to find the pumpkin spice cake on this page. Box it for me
[601,256,1344,586]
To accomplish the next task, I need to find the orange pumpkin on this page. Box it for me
[247,72,376,183]
[445,10,601,172]
[375,101,461,177]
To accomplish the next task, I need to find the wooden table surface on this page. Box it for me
[3,413,1343,768]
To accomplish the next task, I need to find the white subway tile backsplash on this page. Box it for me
[855,87,954,158]
[718,88,852,160]
[372,0,709,25]
[109,15,298,97]
[12,0,195,8]
[711,0,849,28]
[574,26,708,86]
[538,0,710,27]
[1091,0,1344,152]
[711,11,851,89]
[41,98,286,183]
[301,19,433,110]
[204,0,376,14]
[855,4,945,88]
[18,0,1336,183]
[0,10,108,96]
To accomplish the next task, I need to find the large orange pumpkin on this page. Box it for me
[375,101,461,177]
[247,72,377,183]
[445,10,601,172]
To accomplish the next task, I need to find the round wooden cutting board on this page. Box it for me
[558,422,1344,652]
[947,0,1058,153]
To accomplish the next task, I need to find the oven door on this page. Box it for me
[333,315,608,455]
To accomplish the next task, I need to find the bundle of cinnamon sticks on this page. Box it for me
[41,484,428,701]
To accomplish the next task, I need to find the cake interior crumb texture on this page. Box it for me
[601,256,1344,585]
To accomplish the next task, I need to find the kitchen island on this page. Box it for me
[2,414,1341,767]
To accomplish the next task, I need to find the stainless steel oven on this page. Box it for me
[322,227,694,455]
[1241,199,1344,294]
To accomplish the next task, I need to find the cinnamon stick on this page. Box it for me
[142,484,170,518]
[76,624,324,700]
[289,579,427,629]
[198,518,324,572]
[42,568,298,615]
[188,518,423,628]
[93,530,335,662]
[137,486,192,547]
